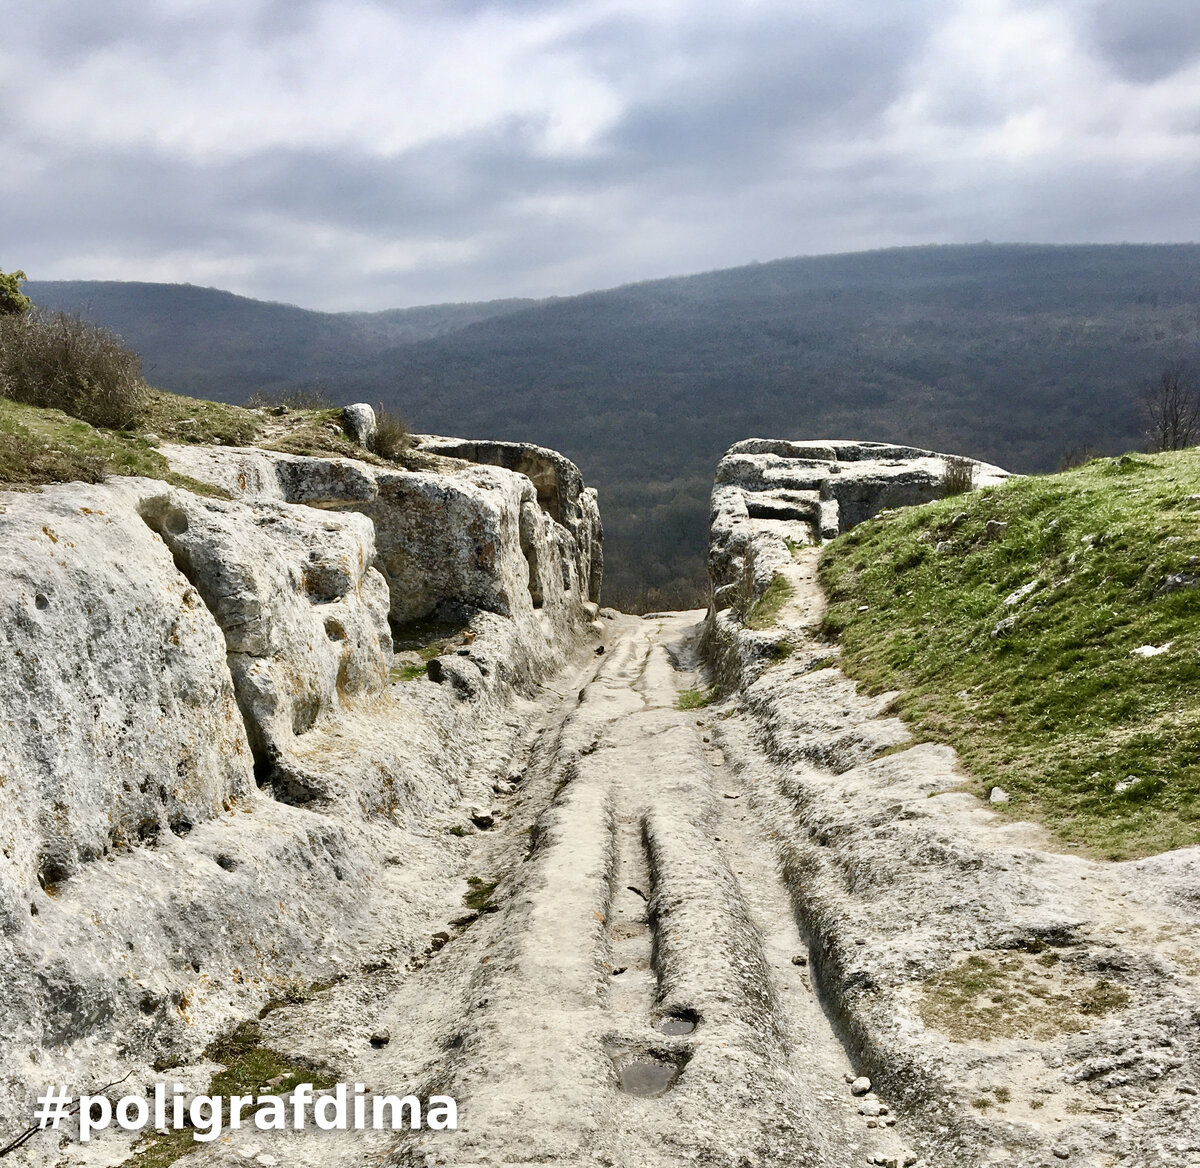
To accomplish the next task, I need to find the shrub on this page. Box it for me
[1058,443,1099,471]
[246,385,332,410]
[0,311,147,429]
[941,455,977,496]
[372,404,410,459]
[0,268,31,315]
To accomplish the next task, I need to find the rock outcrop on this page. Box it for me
[702,440,1200,1167]
[0,435,603,1132]
[708,439,1011,622]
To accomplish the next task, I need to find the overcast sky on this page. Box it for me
[4,0,1200,311]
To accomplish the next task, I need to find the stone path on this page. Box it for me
[164,611,914,1168]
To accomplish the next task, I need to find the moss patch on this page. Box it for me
[745,574,793,630]
[121,1021,336,1166]
[0,397,228,497]
[463,876,499,913]
[677,686,718,710]
[919,950,1130,1042]
[819,449,1200,858]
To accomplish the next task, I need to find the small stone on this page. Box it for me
[985,519,1008,539]
[1130,642,1171,658]
[1002,581,1038,606]
[949,511,969,529]
[791,954,808,967]
[989,786,1010,804]
[723,791,741,799]
[493,780,515,796]
[1052,1147,1070,1160]
[468,807,494,829]
[256,1157,279,1167]
[859,1098,886,1117]
[851,1076,871,1096]
[370,1027,391,1048]
[990,616,1016,639]
[1156,573,1198,595]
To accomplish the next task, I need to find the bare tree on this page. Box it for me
[1142,367,1200,452]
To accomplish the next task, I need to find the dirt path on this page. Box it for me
[163,611,922,1168]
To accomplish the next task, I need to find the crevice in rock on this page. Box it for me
[136,496,276,794]
[519,502,544,608]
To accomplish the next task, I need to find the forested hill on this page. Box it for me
[28,243,1200,608]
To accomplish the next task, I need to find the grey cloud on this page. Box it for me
[567,7,945,178]
[5,0,1200,310]
[1079,0,1200,83]
[17,0,327,63]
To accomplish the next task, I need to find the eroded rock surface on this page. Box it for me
[704,438,1200,1167]
[0,436,603,1146]
[708,439,1010,617]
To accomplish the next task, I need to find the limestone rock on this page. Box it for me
[0,480,256,888]
[138,486,391,767]
[342,403,377,449]
[706,440,1011,680]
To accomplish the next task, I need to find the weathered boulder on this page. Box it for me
[165,441,602,628]
[416,437,603,605]
[342,402,377,449]
[138,487,392,766]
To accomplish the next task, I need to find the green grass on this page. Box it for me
[0,397,229,497]
[139,388,262,447]
[389,662,427,683]
[463,876,499,912]
[677,686,718,710]
[819,450,1200,858]
[744,574,793,629]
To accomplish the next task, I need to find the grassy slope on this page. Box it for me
[0,390,392,492]
[0,394,250,495]
[819,451,1200,859]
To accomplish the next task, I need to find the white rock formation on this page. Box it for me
[0,436,603,1133]
[708,439,1011,618]
[341,402,376,449]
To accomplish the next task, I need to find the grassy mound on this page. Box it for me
[0,396,230,496]
[819,450,1200,859]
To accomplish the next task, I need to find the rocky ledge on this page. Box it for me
[703,438,1200,1167]
[708,438,1011,619]
[0,429,602,1130]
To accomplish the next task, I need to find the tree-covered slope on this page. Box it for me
[29,244,1200,606]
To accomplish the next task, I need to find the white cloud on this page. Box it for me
[3,0,1199,308]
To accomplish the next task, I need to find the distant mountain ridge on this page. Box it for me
[25,280,541,398]
[27,243,1200,606]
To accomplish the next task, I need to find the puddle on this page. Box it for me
[616,1057,682,1097]
[609,1045,691,1098]
[656,1011,698,1036]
